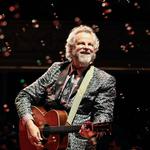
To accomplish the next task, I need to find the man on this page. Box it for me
[15,25,116,150]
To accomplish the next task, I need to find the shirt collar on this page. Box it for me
[69,63,91,77]
[69,63,78,76]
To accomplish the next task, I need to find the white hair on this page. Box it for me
[65,25,100,61]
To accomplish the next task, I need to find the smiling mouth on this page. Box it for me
[80,51,91,54]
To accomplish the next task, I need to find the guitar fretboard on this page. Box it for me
[42,123,111,138]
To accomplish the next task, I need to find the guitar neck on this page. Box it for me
[42,123,111,138]
[43,125,80,135]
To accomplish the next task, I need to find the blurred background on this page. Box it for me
[0,0,150,149]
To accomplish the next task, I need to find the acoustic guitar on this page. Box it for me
[19,106,111,150]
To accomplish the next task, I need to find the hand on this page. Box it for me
[26,120,44,149]
[79,121,96,138]
[79,121,97,145]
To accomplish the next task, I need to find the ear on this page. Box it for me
[69,46,75,55]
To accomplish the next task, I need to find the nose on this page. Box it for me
[82,44,90,49]
[85,43,90,48]
[82,44,94,53]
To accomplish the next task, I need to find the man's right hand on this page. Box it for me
[26,120,44,149]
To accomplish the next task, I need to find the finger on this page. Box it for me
[80,125,85,130]
[32,133,42,143]
[32,141,44,148]
[37,131,43,141]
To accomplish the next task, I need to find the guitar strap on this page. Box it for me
[67,65,94,125]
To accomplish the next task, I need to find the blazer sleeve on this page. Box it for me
[93,75,116,123]
[15,62,60,119]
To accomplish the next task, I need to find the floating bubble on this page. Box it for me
[20,79,25,84]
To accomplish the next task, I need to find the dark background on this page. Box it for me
[0,0,150,149]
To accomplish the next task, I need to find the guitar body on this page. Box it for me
[19,106,68,150]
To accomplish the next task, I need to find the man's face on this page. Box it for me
[71,32,96,68]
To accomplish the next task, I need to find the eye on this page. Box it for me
[88,43,94,47]
[77,42,85,46]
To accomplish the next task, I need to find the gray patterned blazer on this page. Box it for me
[15,61,116,149]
